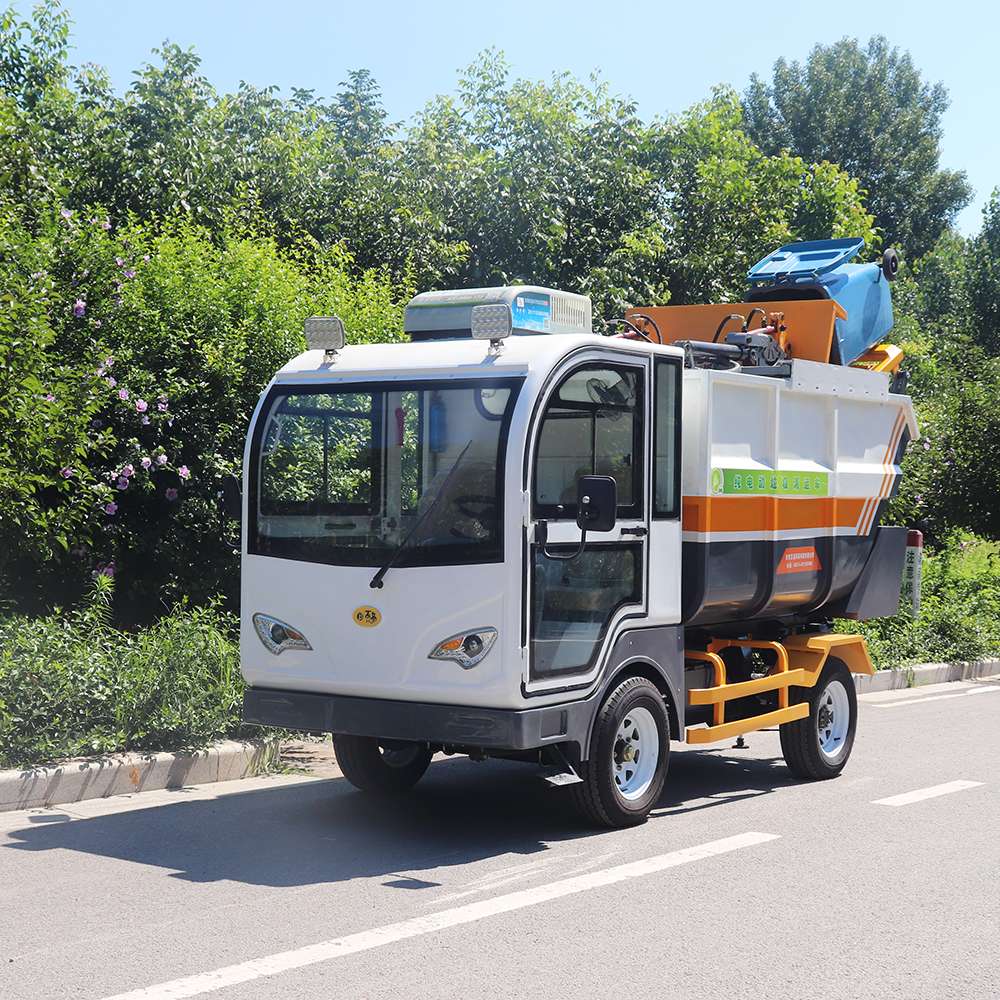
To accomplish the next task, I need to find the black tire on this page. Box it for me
[572,677,670,828]
[334,735,432,794]
[780,658,858,780]
[882,247,899,281]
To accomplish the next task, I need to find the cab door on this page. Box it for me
[525,355,651,693]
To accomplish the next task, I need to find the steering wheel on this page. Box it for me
[455,493,497,522]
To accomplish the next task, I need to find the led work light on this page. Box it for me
[304,316,345,355]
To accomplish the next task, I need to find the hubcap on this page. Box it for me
[816,679,851,759]
[612,706,660,801]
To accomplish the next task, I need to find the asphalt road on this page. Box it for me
[2,678,998,1000]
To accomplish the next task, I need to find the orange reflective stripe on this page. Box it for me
[682,495,869,533]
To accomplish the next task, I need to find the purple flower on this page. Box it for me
[118,388,129,401]
[60,208,72,220]
[105,376,117,388]
[156,454,167,465]
[141,457,152,470]
[116,477,129,490]
[135,399,148,413]
[115,257,125,267]
[922,440,930,450]
[44,393,55,402]
[104,357,114,368]
[121,464,134,478]
[142,254,150,262]
[101,220,111,231]
[94,319,102,328]
[60,466,75,479]
[165,487,178,501]
[141,415,150,425]
[178,465,191,481]
[104,502,118,515]
[123,268,136,280]
[95,366,105,377]
[157,402,168,412]
[73,299,86,318]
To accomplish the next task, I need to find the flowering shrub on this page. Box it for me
[0,204,405,620]
[0,577,255,767]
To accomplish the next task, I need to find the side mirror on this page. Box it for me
[576,475,617,532]
[220,474,242,520]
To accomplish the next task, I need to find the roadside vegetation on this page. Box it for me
[0,576,247,767]
[0,2,998,766]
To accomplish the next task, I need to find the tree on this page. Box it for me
[744,36,971,258]
[966,190,1000,353]
[647,88,876,304]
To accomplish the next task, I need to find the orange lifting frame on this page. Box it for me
[683,633,874,745]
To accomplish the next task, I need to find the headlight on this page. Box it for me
[428,627,498,669]
[252,613,312,655]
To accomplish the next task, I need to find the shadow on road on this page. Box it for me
[4,745,798,888]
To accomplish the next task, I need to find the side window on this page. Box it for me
[654,359,681,518]
[533,365,642,519]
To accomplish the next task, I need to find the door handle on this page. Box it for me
[620,526,647,537]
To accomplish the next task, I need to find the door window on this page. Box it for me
[533,365,642,520]
[531,545,642,678]
[653,359,681,518]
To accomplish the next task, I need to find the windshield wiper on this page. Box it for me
[369,441,472,589]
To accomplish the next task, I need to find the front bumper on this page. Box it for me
[243,687,592,754]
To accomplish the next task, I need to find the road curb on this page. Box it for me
[0,738,281,813]
[3,659,998,812]
[854,658,1000,693]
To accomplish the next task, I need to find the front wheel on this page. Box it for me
[334,735,432,793]
[572,677,670,828]
[780,659,858,779]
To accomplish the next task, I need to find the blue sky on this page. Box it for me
[20,0,998,235]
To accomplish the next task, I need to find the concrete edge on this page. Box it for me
[853,658,1000,693]
[0,737,281,813]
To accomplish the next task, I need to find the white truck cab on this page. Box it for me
[239,262,917,828]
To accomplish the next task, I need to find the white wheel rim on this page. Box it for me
[612,706,660,801]
[816,679,851,759]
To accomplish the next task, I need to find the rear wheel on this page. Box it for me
[572,676,670,828]
[334,735,432,793]
[780,659,857,779]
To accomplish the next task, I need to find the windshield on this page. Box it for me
[249,378,523,567]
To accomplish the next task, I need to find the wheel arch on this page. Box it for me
[585,657,681,757]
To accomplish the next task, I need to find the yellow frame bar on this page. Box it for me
[683,631,873,745]
[686,704,809,744]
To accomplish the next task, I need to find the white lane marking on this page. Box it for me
[867,686,1000,708]
[97,832,778,1000]
[873,780,984,807]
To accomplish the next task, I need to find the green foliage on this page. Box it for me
[744,36,971,257]
[0,580,251,767]
[966,191,1000,353]
[1,0,999,672]
[0,203,405,619]
[652,87,875,304]
[841,535,1000,669]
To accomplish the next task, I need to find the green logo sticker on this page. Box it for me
[711,468,828,497]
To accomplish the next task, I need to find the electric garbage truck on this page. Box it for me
[238,238,918,828]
